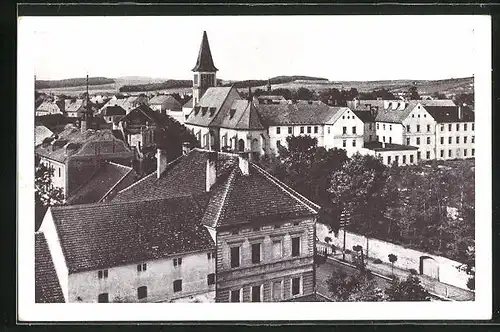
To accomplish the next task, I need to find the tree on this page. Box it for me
[431,91,447,99]
[327,271,386,302]
[353,245,365,271]
[388,253,398,276]
[295,87,314,100]
[35,163,65,230]
[385,275,430,301]
[407,86,421,100]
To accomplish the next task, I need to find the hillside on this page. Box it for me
[35,77,115,89]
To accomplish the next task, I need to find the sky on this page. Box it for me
[22,15,484,82]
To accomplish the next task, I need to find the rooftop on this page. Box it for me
[35,233,65,302]
[425,106,474,123]
[257,101,346,126]
[364,142,419,152]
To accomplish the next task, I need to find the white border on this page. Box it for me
[18,15,492,321]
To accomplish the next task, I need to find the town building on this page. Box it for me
[64,99,85,118]
[99,95,148,114]
[35,232,65,303]
[148,94,183,122]
[101,105,127,126]
[36,99,65,117]
[35,125,54,147]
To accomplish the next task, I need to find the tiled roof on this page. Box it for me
[364,142,419,151]
[35,125,54,146]
[185,87,239,127]
[257,95,285,101]
[418,99,456,107]
[64,99,84,114]
[66,162,136,205]
[374,101,418,123]
[112,149,236,202]
[192,31,218,72]
[182,97,193,109]
[50,195,215,273]
[424,106,474,123]
[257,101,345,126]
[35,233,65,303]
[101,105,126,116]
[37,101,63,114]
[217,100,265,130]
[353,110,376,123]
[149,95,182,109]
[119,104,170,127]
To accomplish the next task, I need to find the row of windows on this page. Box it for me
[342,126,357,135]
[439,148,475,158]
[96,252,215,279]
[342,139,357,148]
[386,154,415,165]
[96,274,216,303]
[405,124,431,133]
[230,236,301,268]
[439,136,475,144]
[440,123,474,132]
[230,222,301,235]
[229,276,302,302]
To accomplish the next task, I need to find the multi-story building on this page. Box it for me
[148,94,183,122]
[35,148,320,302]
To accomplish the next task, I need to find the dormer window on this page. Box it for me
[194,106,200,116]
[229,109,236,119]
[201,107,208,116]
[209,107,216,117]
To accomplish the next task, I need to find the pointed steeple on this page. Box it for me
[192,31,218,72]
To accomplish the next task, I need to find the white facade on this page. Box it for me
[324,108,365,156]
[376,122,404,145]
[39,157,66,195]
[402,105,437,161]
[267,124,324,153]
[435,121,475,160]
[359,147,419,166]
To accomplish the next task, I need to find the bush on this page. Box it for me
[345,249,351,254]
[409,268,418,275]
[373,258,382,264]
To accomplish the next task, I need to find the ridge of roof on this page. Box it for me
[213,168,238,228]
[98,167,135,203]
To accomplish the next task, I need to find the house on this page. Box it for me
[148,95,183,122]
[65,161,137,205]
[35,124,134,199]
[111,148,320,302]
[36,100,64,116]
[359,142,419,166]
[64,99,85,118]
[99,95,148,114]
[101,105,127,125]
[35,125,54,147]
[257,101,365,156]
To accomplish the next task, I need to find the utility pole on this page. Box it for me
[340,209,350,261]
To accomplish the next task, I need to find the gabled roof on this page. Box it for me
[424,106,474,123]
[119,104,170,126]
[217,100,265,130]
[192,31,218,72]
[50,195,215,273]
[149,95,182,109]
[101,105,126,116]
[374,101,419,124]
[182,97,193,109]
[66,162,136,205]
[64,99,84,114]
[35,125,54,146]
[257,101,344,126]
[418,99,456,107]
[35,233,65,303]
[184,87,239,127]
[353,110,376,123]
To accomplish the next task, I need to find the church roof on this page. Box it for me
[192,31,218,72]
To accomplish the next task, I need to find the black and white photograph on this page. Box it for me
[17,14,491,321]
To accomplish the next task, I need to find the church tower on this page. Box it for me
[192,31,218,105]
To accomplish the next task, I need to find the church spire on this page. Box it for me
[192,31,218,72]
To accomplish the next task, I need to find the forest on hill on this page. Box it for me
[35,77,115,89]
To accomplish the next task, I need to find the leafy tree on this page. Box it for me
[388,253,398,276]
[385,275,430,301]
[35,163,65,230]
[327,271,386,302]
[353,245,365,271]
[407,86,421,100]
[431,91,447,99]
[295,87,314,100]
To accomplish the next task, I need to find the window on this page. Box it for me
[449,124,452,131]
[58,168,61,177]
[406,137,410,145]
[276,127,281,135]
[387,156,391,165]
[440,137,444,144]
[207,251,215,260]
[230,289,241,302]
[173,280,182,293]
[193,74,199,85]
[456,136,460,144]
[412,114,415,118]
[173,258,182,267]
[352,126,357,134]
[98,293,109,303]
[418,114,420,118]
[472,148,475,156]
[402,155,407,164]
[389,125,392,131]
[377,123,379,130]
[342,126,347,135]
[327,127,331,134]
[272,240,282,259]
[276,140,281,148]
[440,149,444,158]
[426,151,430,159]
[288,127,292,134]
[207,273,215,285]
[98,270,108,279]
[230,246,240,268]
[342,140,346,148]
[416,125,420,132]
[252,285,261,302]
[406,125,410,133]
[293,222,300,226]
[427,124,431,132]
[300,127,304,134]
[464,124,468,131]
[456,123,460,131]
[137,263,147,272]
[389,137,392,144]
[291,277,301,296]
[448,137,452,144]
[383,136,386,142]
[464,149,468,157]
[410,155,414,163]
[307,126,311,134]
[272,281,283,301]
[464,136,468,143]
[472,123,475,131]
[395,155,399,164]
[448,149,452,157]
[472,136,475,143]
[383,124,386,130]
[417,151,421,160]
[352,140,356,147]
[292,237,300,257]
[137,286,147,300]
[369,135,372,142]
[369,123,372,130]
[427,137,431,145]
[314,126,318,134]
[251,243,261,264]
[441,124,444,131]
[416,137,420,145]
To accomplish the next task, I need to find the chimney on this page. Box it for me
[238,152,250,176]
[206,152,217,192]
[156,148,167,178]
